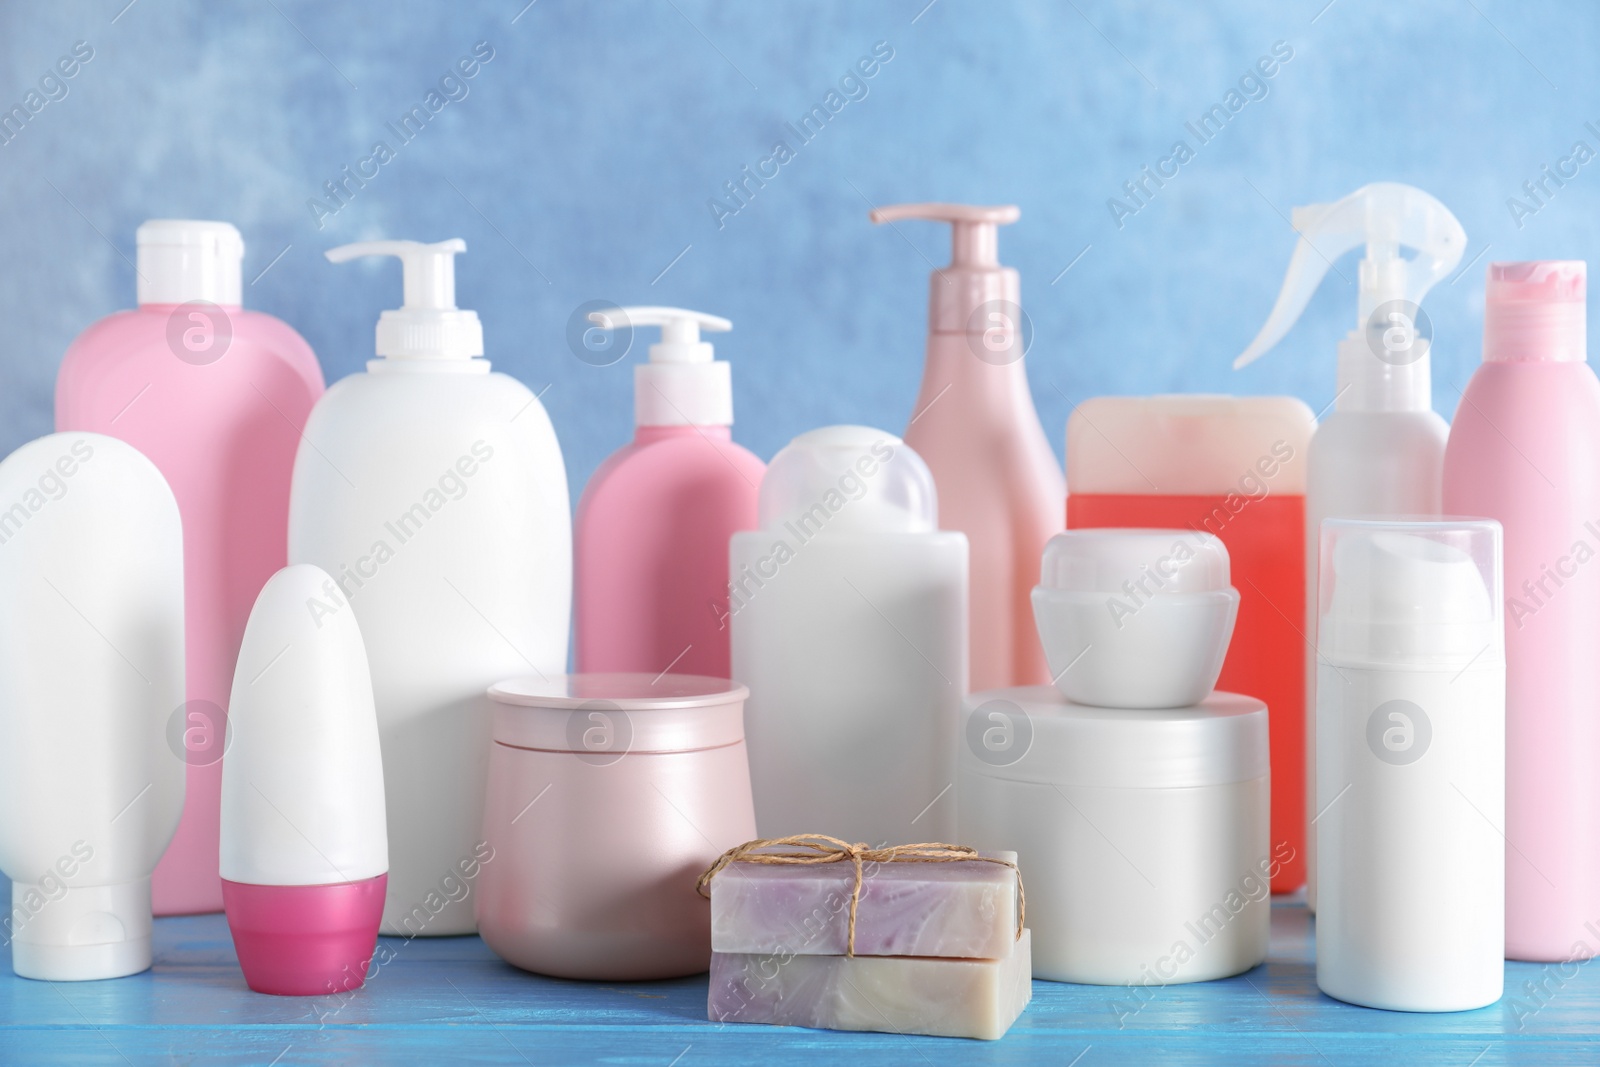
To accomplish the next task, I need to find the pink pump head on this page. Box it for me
[869,203,1020,335]
[1484,260,1586,363]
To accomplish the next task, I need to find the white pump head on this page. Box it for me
[325,238,484,361]
[1234,183,1466,412]
[586,306,734,427]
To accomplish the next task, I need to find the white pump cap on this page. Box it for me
[1234,183,1466,413]
[587,306,733,427]
[136,219,243,307]
[325,238,484,360]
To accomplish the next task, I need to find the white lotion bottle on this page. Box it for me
[1234,183,1466,910]
[288,240,571,936]
[0,432,185,980]
[730,426,968,844]
[221,564,387,996]
[1315,518,1504,1012]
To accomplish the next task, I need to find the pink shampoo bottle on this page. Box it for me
[56,220,325,915]
[575,307,764,679]
[869,204,1064,691]
[1443,260,1600,961]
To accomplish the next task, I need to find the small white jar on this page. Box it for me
[1032,529,1238,708]
[958,687,1271,985]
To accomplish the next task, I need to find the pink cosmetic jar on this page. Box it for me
[478,673,757,980]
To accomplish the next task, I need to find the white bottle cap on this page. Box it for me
[586,306,734,427]
[1319,518,1503,668]
[758,425,937,535]
[222,564,388,886]
[9,879,153,981]
[136,219,244,307]
[325,239,484,361]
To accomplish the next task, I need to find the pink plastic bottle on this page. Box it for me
[56,220,325,916]
[575,307,764,678]
[1443,260,1600,962]
[869,204,1065,691]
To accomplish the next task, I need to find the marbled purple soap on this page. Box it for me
[708,929,1032,1040]
[708,850,1020,958]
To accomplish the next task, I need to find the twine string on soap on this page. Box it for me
[696,834,1025,957]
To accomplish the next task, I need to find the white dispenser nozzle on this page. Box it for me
[325,238,483,360]
[586,306,733,427]
[1233,183,1466,412]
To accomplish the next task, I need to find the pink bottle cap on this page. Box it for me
[222,874,387,996]
[1483,260,1587,363]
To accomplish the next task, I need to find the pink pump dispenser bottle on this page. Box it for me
[1444,260,1600,962]
[870,204,1064,690]
[56,220,325,916]
[575,306,764,678]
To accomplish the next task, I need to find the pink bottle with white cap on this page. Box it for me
[575,307,764,678]
[1443,260,1600,962]
[870,204,1064,691]
[221,564,387,996]
[57,220,325,916]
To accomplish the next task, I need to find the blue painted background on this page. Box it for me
[1,0,1596,496]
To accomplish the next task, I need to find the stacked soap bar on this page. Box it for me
[706,850,1031,1040]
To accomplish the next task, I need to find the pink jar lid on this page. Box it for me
[488,673,748,755]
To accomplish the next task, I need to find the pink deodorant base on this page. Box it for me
[222,874,387,996]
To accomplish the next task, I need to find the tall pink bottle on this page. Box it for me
[575,306,764,678]
[1443,260,1600,961]
[870,204,1064,690]
[56,220,325,915]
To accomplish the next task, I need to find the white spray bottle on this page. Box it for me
[1233,183,1466,909]
[289,239,570,936]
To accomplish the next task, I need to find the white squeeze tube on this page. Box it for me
[1234,182,1466,911]
[0,433,185,980]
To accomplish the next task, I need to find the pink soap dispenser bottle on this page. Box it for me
[575,306,764,678]
[1443,260,1600,962]
[56,220,326,916]
[870,204,1064,690]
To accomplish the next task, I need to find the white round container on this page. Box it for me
[1031,529,1238,708]
[957,687,1271,985]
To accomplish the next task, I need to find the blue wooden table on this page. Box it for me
[1,894,1594,1065]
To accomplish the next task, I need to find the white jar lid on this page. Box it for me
[1038,528,1230,594]
[488,673,748,754]
[961,687,1268,789]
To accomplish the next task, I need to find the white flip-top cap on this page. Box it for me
[136,219,244,307]
[221,564,387,886]
[325,238,484,361]
[587,306,733,427]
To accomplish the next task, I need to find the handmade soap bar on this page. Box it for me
[710,850,1020,959]
[709,929,1032,1040]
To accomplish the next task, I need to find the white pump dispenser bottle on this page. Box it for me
[1234,183,1466,910]
[288,238,570,936]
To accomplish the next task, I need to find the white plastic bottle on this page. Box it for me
[222,564,387,996]
[0,432,185,980]
[1234,183,1466,909]
[730,426,967,844]
[1315,518,1504,1012]
[288,239,570,936]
